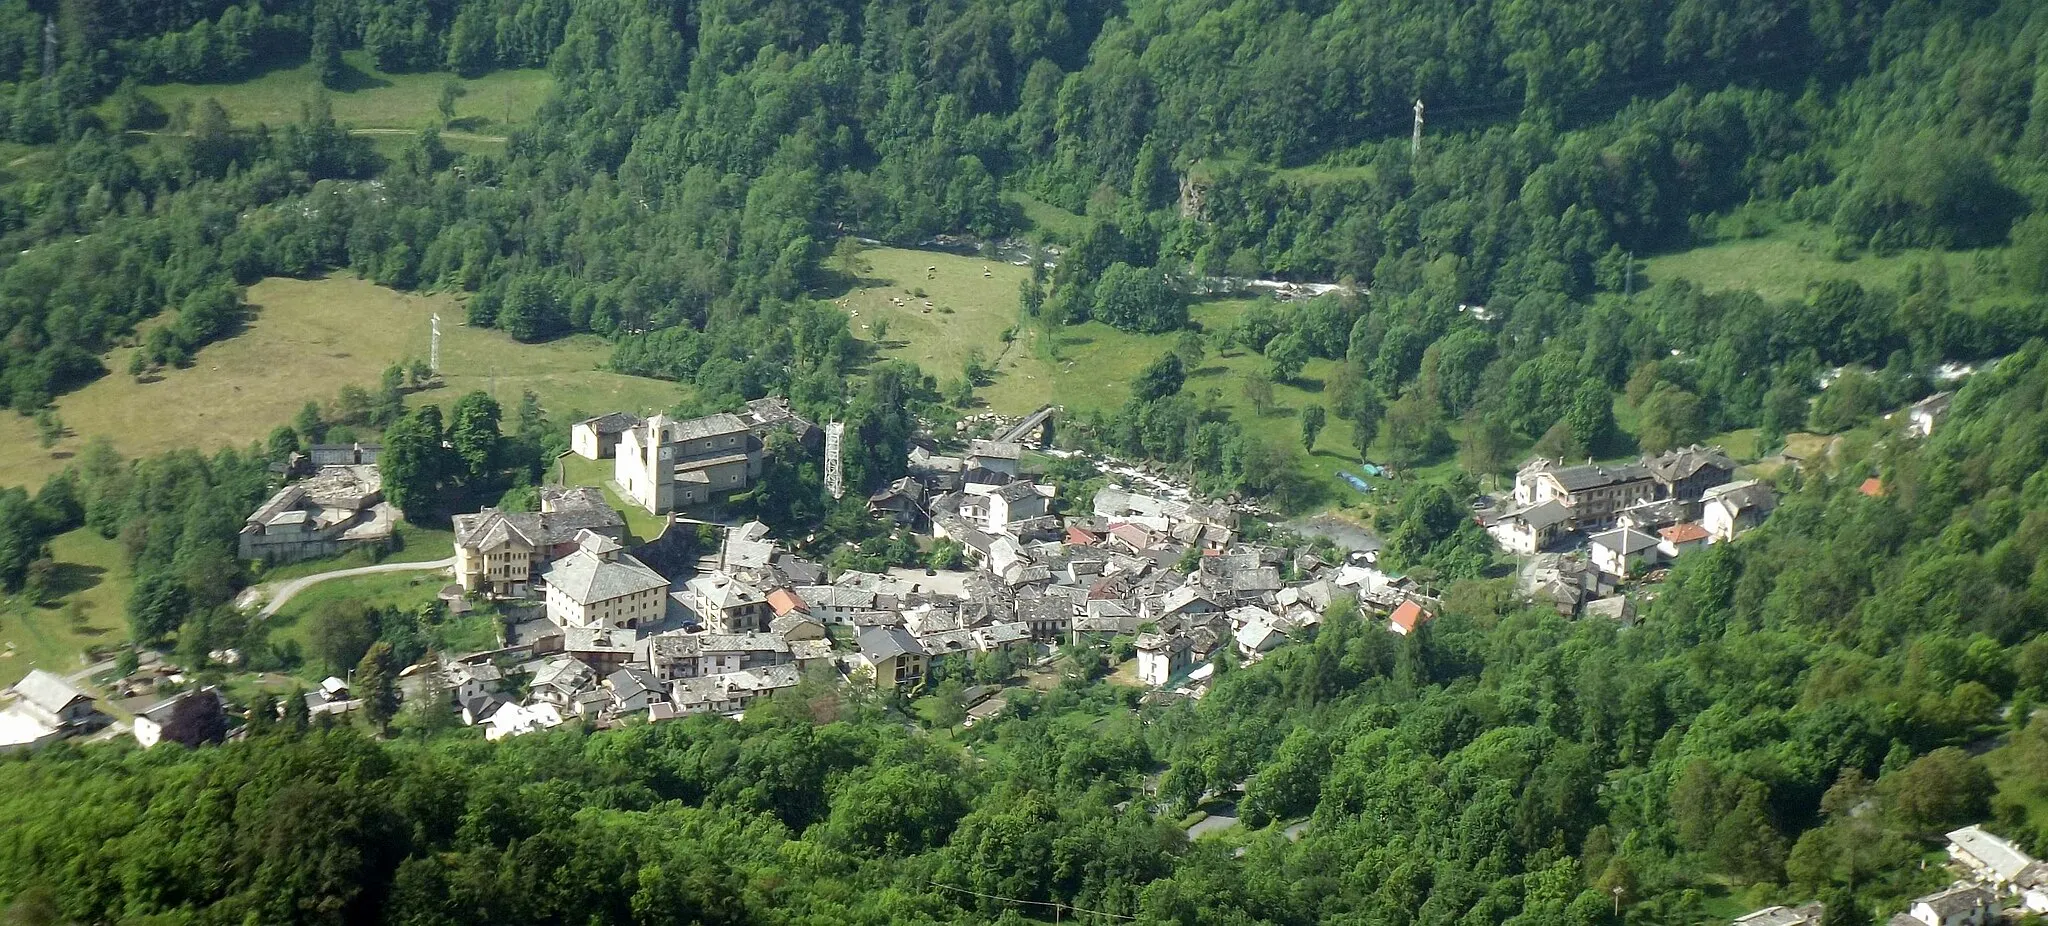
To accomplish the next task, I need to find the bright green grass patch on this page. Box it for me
[0,275,677,491]
[252,523,455,583]
[133,51,550,136]
[557,454,669,544]
[1642,222,2007,303]
[0,529,132,674]
[1700,428,1763,462]
[264,569,449,678]
[829,244,1035,388]
[1004,193,1090,242]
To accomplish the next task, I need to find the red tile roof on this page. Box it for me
[1859,477,1885,497]
[1659,522,1709,544]
[766,588,808,616]
[1389,600,1433,635]
[1065,525,1101,546]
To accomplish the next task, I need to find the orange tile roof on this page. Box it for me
[1389,600,1433,634]
[766,588,808,616]
[1859,477,1885,497]
[1659,522,1709,544]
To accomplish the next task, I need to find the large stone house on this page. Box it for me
[1514,459,1658,526]
[1644,445,1736,508]
[615,413,763,514]
[682,572,772,633]
[451,486,625,596]
[238,465,394,563]
[541,532,670,632]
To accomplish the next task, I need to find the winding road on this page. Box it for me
[248,558,455,619]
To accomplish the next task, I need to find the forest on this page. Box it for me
[0,0,2040,507]
[0,0,2043,923]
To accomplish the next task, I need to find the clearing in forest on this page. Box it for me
[1642,222,2007,303]
[0,275,678,490]
[129,51,550,147]
[0,529,132,674]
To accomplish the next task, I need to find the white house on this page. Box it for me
[541,532,670,631]
[570,412,646,460]
[1589,526,1661,580]
[1486,500,1571,555]
[1657,522,1710,558]
[131,687,225,749]
[1702,480,1777,543]
[1903,884,1997,926]
[1136,631,1198,686]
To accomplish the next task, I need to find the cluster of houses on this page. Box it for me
[1735,824,2048,926]
[1485,445,1777,582]
[0,668,228,753]
[410,403,1452,737]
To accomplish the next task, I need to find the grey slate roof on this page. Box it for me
[1590,527,1661,556]
[1547,461,1652,492]
[667,413,751,442]
[543,549,669,605]
[1645,445,1734,482]
[578,411,645,435]
[858,626,925,660]
[12,670,88,714]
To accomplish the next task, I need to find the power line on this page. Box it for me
[924,880,1136,922]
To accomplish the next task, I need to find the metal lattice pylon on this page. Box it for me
[824,421,846,500]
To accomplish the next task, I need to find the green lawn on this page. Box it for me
[1642,222,2009,303]
[557,454,670,544]
[252,523,455,583]
[130,51,550,139]
[1004,193,1090,242]
[264,570,452,678]
[0,529,132,675]
[828,244,1037,390]
[0,275,678,491]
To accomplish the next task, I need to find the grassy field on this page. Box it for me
[1004,193,1090,242]
[263,569,452,675]
[0,275,678,490]
[830,245,1037,389]
[0,529,131,674]
[1643,222,2008,303]
[132,50,550,140]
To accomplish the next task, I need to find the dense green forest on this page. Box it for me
[0,0,2047,923]
[1,0,2046,506]
[4,341,2048,924]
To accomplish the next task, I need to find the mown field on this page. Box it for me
[0,276,678,490]
[1642,221,2010,303]
[0,530,131,674]
[131,50,551,143]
